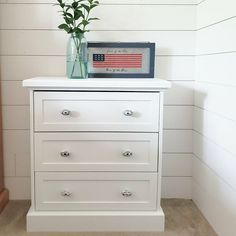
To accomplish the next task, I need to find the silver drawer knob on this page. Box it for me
[60,151,70,157]
[121,190,132,197]
[61,109,71,116]
[61,190,72,197]
[122,151,133,157]
[123,110,133,116]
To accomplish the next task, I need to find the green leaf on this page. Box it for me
[82,19,89,26]
[90,4,98,10]
[58,23,71,33]
[64,17,74,24]
[72,1,78,8]
[74,9,84,20]
[88,17,99,21]
[81,4,90,13]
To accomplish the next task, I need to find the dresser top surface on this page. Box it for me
[23,77,171,91]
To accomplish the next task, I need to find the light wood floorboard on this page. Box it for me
[0,199,217,236]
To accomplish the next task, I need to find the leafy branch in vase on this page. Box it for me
[55,0,99,77]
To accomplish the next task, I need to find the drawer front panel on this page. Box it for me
[35,172,157,211]
[34,92,160,132]
[35,133,158,172]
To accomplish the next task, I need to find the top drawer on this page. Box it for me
[34,92,160,132]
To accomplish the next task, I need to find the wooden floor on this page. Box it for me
[0,199,217,236]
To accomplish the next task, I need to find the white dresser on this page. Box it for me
[23,77,171,232]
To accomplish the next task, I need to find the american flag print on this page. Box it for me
[92,53,143,69]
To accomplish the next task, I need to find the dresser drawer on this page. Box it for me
[34,92,160,132]
[34,132,158,172]
[35,172,157,211]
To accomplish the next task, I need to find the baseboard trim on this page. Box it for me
[27,206,165,232]
[0,188,9,213]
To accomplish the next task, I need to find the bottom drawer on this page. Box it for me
[35,172,158,211]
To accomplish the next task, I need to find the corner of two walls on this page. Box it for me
[193,0,236,235]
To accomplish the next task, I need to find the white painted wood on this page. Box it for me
[24,77,171,91]
[161,177,192,199]
[27,206,165,232]
[163,130,193,153]
[4,176,31,200]
[194,107,236,156]
[195,81,236,122]
[35,172,157,211]
[196,53,236,86]
[1,105,192,131]
[24,77,170,231]
[194,131,236,192]
[3,130,30,177]
[163,105,193,129]
[1,80,189,107]
[0,4,196,30]
[162,154,193,177]
[2,105,30,130]
[34,132,158,172]
[0,55,195,81]
[164,81,194,105]
[0,30,195,56]
[192,157,236,236]
[197,18,236,54]
[0,0,197,4]
[34,91,160,132]
[197,0,236,29]
[1,81,29,105]
[157,56,195,81]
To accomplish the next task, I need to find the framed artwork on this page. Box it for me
[88,42,155,78]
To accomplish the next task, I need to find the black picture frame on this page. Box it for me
[88,42,155,78]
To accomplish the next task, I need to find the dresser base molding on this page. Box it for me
[27,206,165,232]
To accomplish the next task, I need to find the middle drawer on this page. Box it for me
[34,133,158,172]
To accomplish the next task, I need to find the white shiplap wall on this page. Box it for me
[0,0,196,199]
[193,0,236,235]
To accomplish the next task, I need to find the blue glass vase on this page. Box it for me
[66,33,88,79]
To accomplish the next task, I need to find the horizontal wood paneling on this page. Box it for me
[0,0,197,4]
[4,177,31,200]
[0,1,195,200]
[163,130,193,153]
[3,130,30,177]
[0,4,196,30]
[162,177,192,198]
[195,81,236,122]
[165,81,194,105]
[0,31,195,56]
[2,106,30,130]
[162,154,192,177]
[1,81,193,105]
[197,18,236,54]
[164,106,193,129]
[196,52,236,86]
[194,107,236,156]
[197,0,236,29]
[192,157,236,236]
[194,132,236,191]
[0,55,195,81]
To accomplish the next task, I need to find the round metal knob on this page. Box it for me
[122,151,133,157]
[61,109,71,116]
[60,151,70,157]
[123,110,133,116]
[121,190,132,197]
[61,190,72,197]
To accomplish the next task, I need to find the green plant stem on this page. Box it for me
[71,35,84,78]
